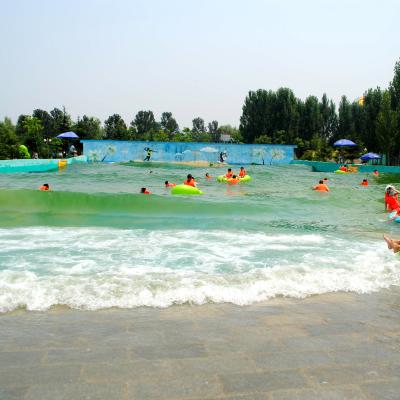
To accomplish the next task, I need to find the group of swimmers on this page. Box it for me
[312,176,373,192]
[140,167,247,194]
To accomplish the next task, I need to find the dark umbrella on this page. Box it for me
[334,139,357,146]
[360,152,381,161]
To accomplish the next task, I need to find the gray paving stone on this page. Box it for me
[0,386,29,400]
[132,342,207,360]
[24,383,126,400]
[361,379,400,400]
[128,375,223,399]
[253,350,332,371]
[219,370,306,395]
[0,350,45,366]
[270,386,368,400]
[0,365,81,388]
[45,347,129,365]
[82,360,172,383]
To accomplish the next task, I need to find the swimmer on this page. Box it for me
[360,178,369,186]
[339,165,348,172]
[323,177,329,182]
[39,183,50,191]
[225,168,233,179]
[227,175,240,185]
[183,174,196,187]
[165,180,176,187]
[140,187,151,194]
[238,166,246,178]
[205,173,212,180]
[383,234,400,253]
[385,185,399,211]
[373,170,379,176]
[313,180,329,192]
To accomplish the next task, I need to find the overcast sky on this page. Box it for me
[1,0,399,128]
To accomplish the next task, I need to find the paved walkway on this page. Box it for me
[1,289,400,399]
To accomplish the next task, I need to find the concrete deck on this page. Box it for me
[0,289,399,400]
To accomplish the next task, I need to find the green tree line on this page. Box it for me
[1,59,399,163]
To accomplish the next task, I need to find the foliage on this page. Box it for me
[104,114,129,140]
[208,120,219,142]
[73,115,102,139]
[192,117,205,134]
[133,110,157,137]
[160,112,179,135]
[0,118,19,159]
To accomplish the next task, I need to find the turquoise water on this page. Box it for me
[0,162,399,311]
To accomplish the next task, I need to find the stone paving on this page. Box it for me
[0,288,400,399]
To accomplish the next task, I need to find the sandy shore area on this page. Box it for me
[1,288,400,400]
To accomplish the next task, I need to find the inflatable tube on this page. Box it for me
[389,211,400,223]
[171,184,203,195]
[239,175,252,183]
[217,175,252,183]
[334,170,347,174]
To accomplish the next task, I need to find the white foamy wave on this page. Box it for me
[0,227,399,312]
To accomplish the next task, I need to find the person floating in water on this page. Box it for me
[339,165,348,172]
[373,169,379,176]
[165,180,176,187]
[225,168,233,179]
[183,174,197,187]
[144,147,157,162]
[360,178,369,186]
[313,180,329,192]
[140,187,151,194]
[205,172,212,180]
[238,167,246,178]
[39,183,50,191]
[323,177,329,182]
[227,175,240,185]
[383,234,400,253]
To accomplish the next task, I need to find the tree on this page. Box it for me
[389,58,400,110]
[22,116,44,155]
[160,112,179,134]
[0,118,19,159]
[104,114,129,140]
[319,94,337,141]
[299,96,321,141]
[363,87,382,151]
[15,115,30,140]
[50,107,72,134]
[376,91,399,165]
[192,117,206,134]
[133,111,157,137]
[32,109,53,138]
[336,96,354,141]
[208,120,219,142]
[73,115,102,139]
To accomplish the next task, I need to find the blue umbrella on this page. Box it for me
[360,152,381,161]
[57,131,79,139]
[334,139,357,146]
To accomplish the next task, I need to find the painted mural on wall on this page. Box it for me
[81,140,296,165]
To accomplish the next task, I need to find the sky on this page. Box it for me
[0,0,399,128]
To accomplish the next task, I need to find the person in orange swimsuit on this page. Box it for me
[313,180,329,192]
[360,179,369,186]
[165,181,176,187]
[238,167,246,178]
[385,185,400,211]
[39,183,50,191]
[183,174,196,187]
[227,175,240,185]
[205,173,212,180]
[373,170,379,176]
[140,187,151,194]
[225,168,233,179]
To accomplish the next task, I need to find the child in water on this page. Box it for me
[39,183,50,191]
[225,168,233,178]
[205,173,212,180]
[313,180,329,192]
[384,234,400,253]
[140,187,151,194]
[165,181,176,187]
